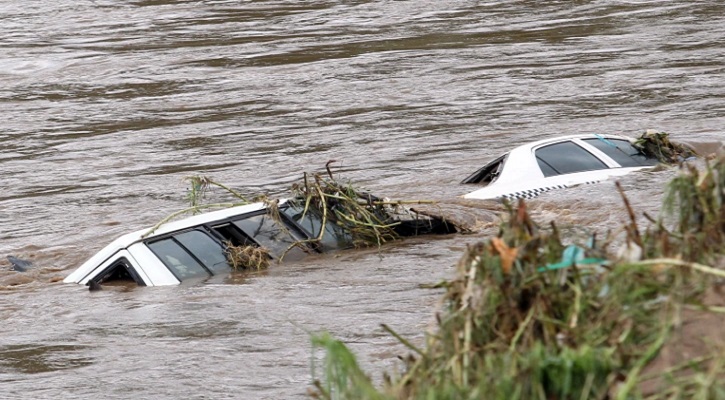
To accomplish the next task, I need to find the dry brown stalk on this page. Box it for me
[224,241,270,270]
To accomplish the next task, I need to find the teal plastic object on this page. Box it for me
[538,244,607,272]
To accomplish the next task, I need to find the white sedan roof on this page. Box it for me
[463,134,655,201]
[63,201,273,285]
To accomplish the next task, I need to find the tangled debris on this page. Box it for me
[310,156,725,400]
[144,164,460,270]
[291,167,456,249]
[224,241,270,270]
[634,130,698,164]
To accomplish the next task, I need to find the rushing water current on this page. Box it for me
[1,1,724,398]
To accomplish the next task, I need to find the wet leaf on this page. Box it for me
[491,237,518,275]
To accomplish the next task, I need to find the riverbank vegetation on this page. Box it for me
[310,156,725,399]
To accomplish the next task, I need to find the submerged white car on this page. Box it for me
[462,134,659,201]
[64,199,455,287]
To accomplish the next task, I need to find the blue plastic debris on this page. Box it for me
[538,242,608,273]
[7,256,33,272]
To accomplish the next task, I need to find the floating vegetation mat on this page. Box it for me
[310,156,725,400]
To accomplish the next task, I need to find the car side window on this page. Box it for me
[148,238,210,281]
[282,203,351,252]
[233,213,307,260]
[535,141,608,177]
[583,138,659,167]
[174,230,232,274]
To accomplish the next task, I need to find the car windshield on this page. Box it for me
[583,138,659,167]
[535,141,608,177]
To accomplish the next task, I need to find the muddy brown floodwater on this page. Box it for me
[1,1,723,399]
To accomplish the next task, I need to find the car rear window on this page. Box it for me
[583,138,659,167]
[461,154,507,185]
[535,141,608,177]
